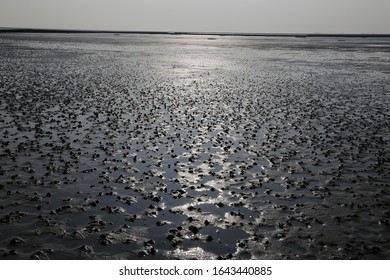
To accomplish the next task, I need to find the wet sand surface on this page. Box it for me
[0,33,389,259]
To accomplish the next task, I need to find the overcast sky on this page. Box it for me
[1,0,389,34]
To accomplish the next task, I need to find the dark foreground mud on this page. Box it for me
[0,34,389,259]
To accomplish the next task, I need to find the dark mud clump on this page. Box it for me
[0,33,389,259]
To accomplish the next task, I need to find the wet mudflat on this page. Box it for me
[0,33,389,259]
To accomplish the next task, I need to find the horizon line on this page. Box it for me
[1,27,390,38]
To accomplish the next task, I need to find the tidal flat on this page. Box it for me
[0,33,389,259]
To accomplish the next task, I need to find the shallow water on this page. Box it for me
[0,33,389,259]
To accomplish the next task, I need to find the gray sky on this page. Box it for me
[1,0,389,33]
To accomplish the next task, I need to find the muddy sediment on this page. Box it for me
[0,34,389,259]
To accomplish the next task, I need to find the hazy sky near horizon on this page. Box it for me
[1,0,389,34]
